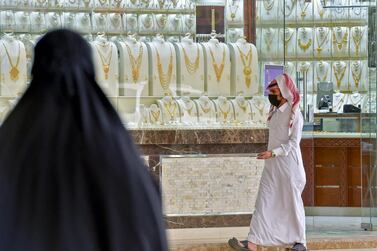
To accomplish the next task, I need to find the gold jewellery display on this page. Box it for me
[333,63,347,89]
[228,0,239,21]
[315,28,329,55]
[182,45,200,75]
[283,29,294,57]
[332,28,348,51]
[283,0,296,17]
[199,99,212,114]
[263,0,275,14]
[264,29,274,51]
[236,44,253,88]
[298,29,312,52]
[315,0,325,18]
[298,0,310,18]
[333,93,346,111]
[163,99,178,119]
[352,27,364,57]
[95,43,113,80]
[181,100,195,116]
[125,43,143,83]
[209,45,226,82]
[351,61,362,89]
[150,108,161,122]
[316,62,329,82]
[156,46,174,92]
[2,41,21,81]
[218,100,232,120]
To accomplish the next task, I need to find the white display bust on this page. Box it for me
[95,0,109,8]
[148,35,177,96]
[313,0,330,21]
[298,61,313,93]
[110,0,124,8]
[349,60,367,92]
[124,14,138,33]
[215,96,235,124]
[140,0,152,9]
[126,0,138,7]
[45,12,62,30]
[169,0,183,9]
[108,13,123,33]
[331,0,349,21]
[92,13,108,33]
[249,96,269,125]
[349,1,368,21]
[148,104,163,125]
[15,11,30,33]
[332,27,349,58]
[231,95,252,124]
[77,12,92,33]
[177,34,205,96]
[230,37,259,95]
[155,14,168,33]
[260,0,278,22]
[203,35,231,96]
[1,11,16,32]
[0,34,27,97]
[169,14,182,33]
[297,0,313,21]
[350,26,367,57]
[332,61,348,92]
[91,35,119,96]
[314,61,331,91]
[79,0,93,8]
[139,14,155,33]
[62,12,77,30]
[227,28,244,43]
[194,95,216,124]
[332,91,347,113]
[157,96,180,124]
[177,96,199,125]
[65,0,79,7]
[183,14,195,34]
[117,34,149,96]
[279,28,296,58]
[226,0,243,25]
[297,27,313,59]
[314,27,331,58]
[284,62,296,83]
[32,0,48,7]
[261,28,278,59]
[280,0,297,22]
[362,92,376,113]
[346,92,364,109]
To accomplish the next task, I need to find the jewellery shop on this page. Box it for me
[1,0,377,236]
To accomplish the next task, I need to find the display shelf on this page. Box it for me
[256,20,368,29]
[259,56,369,62]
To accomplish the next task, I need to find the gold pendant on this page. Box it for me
[243,66,252,76]
[245,77,251,89]
[10,66,19,81]
[103,65,109,80]
[316,47,322,54]
[231,13,236,20]
[132,69,139,83]
[301,11,306,18]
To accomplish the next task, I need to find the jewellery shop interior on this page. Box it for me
[1,0,377,235]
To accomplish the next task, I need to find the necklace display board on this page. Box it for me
[297,61,314,93]
[248,96,269,126]
[229,38,259,96]
[297,27,314,59]
[157,96,180,124]
[279,28,296,58]
[176,36,205,96]
[203,39,231,96]
[297,0,313,22]
[260,0,278,22]
[183,14,195,34]
[177,96,199,124]
[261,28,278,59]
[349,0,368,21]
[346,92,364,108]
[314,27,331,58]
[332,27,349,58]
[117,36,149,97]
[77,12,92,33]
[155,14,168,33]
[280,0,297,22]
[332,92,347,113]
[148,37,177,96]
[227,28,244,43]
[139,14,155,33]
[314,61,331,92]
[108,13,123,33]
[332,60,349,92]
[168,14,183,33]
[314,0,330,21]
[0,35,27,97]
[215,96,235,124]
[194,95,217,124]
[91,37,119,96]
[15,11,31,32]
[331,0,349,21]
[350,26,367,57]
[349,60,368,92]
[148,103,163,125]
[226,0,243,25]
[231,95,252,124]
[124,14,138,33]
[362,92,376,113]
[45,12,62,30]
[30,11,46,33]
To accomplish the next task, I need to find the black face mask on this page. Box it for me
[268,94,281,107]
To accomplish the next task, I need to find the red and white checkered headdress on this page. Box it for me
[267,73,300,128]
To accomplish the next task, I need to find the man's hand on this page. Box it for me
[257,151,273,159]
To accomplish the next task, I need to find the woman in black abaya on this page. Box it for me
[0,29,168,251]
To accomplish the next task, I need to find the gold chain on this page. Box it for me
[199,100,212,114]
[236,99,248,113]
[316,63,329,82]
[315,0,325,18]
[351,62,362,89]
[2,41,21,81]
[156,46,173,93]
[209,45,226,82]
[264,30,274,50]
[95,43,113,80]
[150,109,161,122]
[164,100,177,119]
[218,100,231,120]
[298,0,310,18]
[315,28,329,55]
[349,94,363,106]
[333,94,345,111]
[181,100,194,115]
[298,29,312,52]
[228,0,239,21]
[282,0,297,17]
[283,29,295,56]
[236,44,252,89]
[182,45,200,75]
[333,63,347,89]
[125,43,143,83]
[352,27,364,57]
[332,29,348,51]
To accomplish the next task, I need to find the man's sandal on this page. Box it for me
[228,237,251,251]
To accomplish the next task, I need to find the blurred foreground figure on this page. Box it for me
[0,29,168,251]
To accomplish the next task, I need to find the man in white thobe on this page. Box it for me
[229,74,307,251]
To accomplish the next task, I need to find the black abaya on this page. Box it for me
[0,29,168,251]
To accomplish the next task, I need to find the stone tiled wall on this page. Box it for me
[161,156,264,216]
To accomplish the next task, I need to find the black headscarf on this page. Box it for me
[0,29,168,251]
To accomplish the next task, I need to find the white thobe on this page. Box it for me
[248,102,306,246]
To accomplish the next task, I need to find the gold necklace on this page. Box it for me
[150,109,161,122]
[158,0,165,8]
[352,27,364,57]
[236,44,252,88]
[181,100,194,115]
[333,94,345,111]
[315,28,329,55]
[113,0,122,7]
[332,28,348,51]
[156,15,167,30]
[283,0,297,17]
[156,46,173,92]
[263,0,274,13]
[218,100,231,120]
[2,41,21,81]
[351,62,362,89]
[333,63,347,89]
[315,0,325,18]
[95,43,112,80]
[182,45,200,75]
[349,94,363,106]
[299,62,310,76]
[298,29,312,52]
[264,29,274,50]
[236,99,248,113]
[316,63,329,82]
[228,0,239,21]
[199,100,212,114]
[251,100,266,118]
[125,43,143,83]
[298,0,310,18]
[209,45,226,82]
[164,100,177,119]
[142,15,153,29]
[98,0,107,5]
[283,29,295,56]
